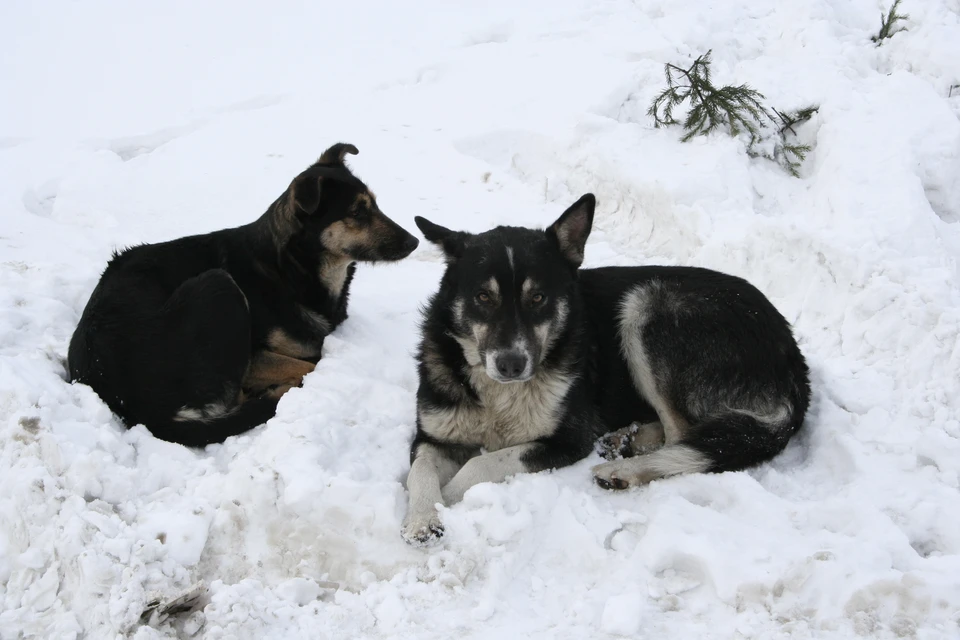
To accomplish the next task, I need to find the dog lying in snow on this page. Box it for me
[401,194,810,545]
[69,143,419,447]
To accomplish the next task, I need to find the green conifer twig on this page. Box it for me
[647,50,819,177]
[871,0,909,45]
[647,51,769,143]
[765,106,819,177]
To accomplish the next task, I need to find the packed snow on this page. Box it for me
[2,0,960,638]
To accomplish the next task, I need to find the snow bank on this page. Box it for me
[2,0,959,638]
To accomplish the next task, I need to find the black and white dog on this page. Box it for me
[69,143,419,447]
[401,194,810,544]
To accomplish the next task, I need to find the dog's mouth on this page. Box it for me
[485,371,535,384]
[349,235,420,262]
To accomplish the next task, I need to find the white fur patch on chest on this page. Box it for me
[317,257,353,301]
[420,364,573,451]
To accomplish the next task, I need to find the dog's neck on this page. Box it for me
[256,223,355,328]
[317,254,354,301]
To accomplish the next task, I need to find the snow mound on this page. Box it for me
[2,0,960,638]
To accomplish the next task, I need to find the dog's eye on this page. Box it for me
[348,209,360,217]
[476,292,491,304]
[531,293,545,304]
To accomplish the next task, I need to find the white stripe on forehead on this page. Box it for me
[522,277,537,296]
[506,245,514,271]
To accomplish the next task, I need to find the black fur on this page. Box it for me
[411,194,809,487]
[69,143,419,447]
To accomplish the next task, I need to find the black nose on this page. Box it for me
[495,352,528,379]
[403,235,419,253]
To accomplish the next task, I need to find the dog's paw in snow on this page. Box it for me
[593,458,664,490]
[593,446,706,490]
[593,460,635,490]
[401,512,444,546]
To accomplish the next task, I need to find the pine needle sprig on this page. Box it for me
[765,106,819,177]
[747,105,820,178]
[772,106,819,136]
[754,141,813,178]
[871,0,909,45]
[647,50,819,177]
[683,82,768,142]
[648,51,769,143]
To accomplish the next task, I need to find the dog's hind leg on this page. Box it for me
[242,351,316,399]
[141,269,279,446]
[617,285,691,447]
[592,445,709,489]
[592,413,792,490]
[597,421,665,460]
[162,268,252,408]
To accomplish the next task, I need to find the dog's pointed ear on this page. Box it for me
[318,142,359,165]
[289,166,343,214]
[415,216,467,260]
[547,193,595,268]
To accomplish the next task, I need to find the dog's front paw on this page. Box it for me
[401,512,444,547]
[592,460,634,491]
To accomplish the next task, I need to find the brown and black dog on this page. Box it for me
[68,143,419,446]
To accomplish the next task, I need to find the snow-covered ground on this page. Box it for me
[2,0,960,637]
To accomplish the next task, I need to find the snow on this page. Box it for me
[2,0,960,637]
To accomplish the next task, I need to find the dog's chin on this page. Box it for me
[352,237,419,263]
[352,247,417,263]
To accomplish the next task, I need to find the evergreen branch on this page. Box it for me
[646,50,819,176]
[871,0,909,45]
[773,106,819,136]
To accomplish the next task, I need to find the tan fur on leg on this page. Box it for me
[243,351,315,396]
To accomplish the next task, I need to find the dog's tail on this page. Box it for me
[683,411,801,473]
[146,397,279,447]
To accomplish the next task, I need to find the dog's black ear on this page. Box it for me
[547,193,595,268]
[415,216,467,260]
[318,143,359,165]
[290,166,345,214]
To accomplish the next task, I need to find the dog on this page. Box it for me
[401,193,810,545]
[68,143,419,447]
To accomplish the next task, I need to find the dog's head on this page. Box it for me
[417,194,595,383]
[275,143,419,262]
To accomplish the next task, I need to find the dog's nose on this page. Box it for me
[495,351,528,379]
[403,235,419,253]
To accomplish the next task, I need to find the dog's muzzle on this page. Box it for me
[485,349,533,383]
